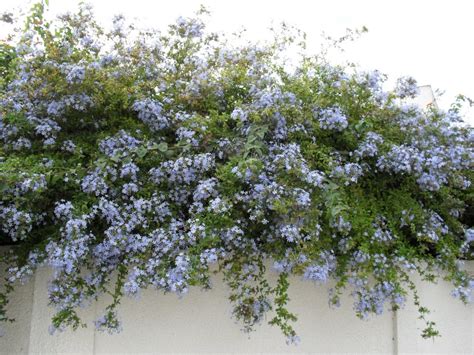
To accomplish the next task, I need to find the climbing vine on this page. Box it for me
[0,2,472,344]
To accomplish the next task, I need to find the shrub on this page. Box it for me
[0,2,473,343]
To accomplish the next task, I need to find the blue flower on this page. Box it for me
[316,107,348,131]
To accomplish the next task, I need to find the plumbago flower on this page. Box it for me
[0,2,473,344]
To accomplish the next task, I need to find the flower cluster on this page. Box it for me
[394,76,420,99]
[316,107,348,131]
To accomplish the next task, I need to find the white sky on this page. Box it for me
[1,0,474,124]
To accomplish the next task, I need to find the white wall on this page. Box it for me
[413,85,438,109]
[1,261,473,354]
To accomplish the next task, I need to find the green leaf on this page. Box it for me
[136,147,148,159]
[110,155,121,163]
[157,142,168,152]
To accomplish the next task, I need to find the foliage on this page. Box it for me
[0,2,473,343]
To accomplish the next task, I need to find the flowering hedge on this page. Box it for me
[0,2,473,344]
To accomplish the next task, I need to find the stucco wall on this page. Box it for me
[1,261,473,354]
